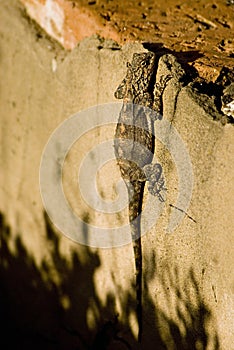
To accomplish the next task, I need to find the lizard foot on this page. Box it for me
[143,163,166,202]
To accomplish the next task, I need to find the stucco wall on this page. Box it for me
[0,1,233,349]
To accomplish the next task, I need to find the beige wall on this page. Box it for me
[0,1,233,349]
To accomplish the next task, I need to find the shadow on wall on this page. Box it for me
[0,211,220,350]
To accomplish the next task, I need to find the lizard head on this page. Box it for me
[114,52,156,100]
[131,52,156,88]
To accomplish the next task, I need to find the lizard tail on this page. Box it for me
[127,181,144,342]
[134,235,142,343]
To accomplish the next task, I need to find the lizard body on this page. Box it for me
[114,52,171,342]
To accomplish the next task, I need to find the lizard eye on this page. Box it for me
[140,60,147,67]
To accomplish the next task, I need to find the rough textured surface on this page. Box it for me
[20,0,234,80]
[0,1,234,349]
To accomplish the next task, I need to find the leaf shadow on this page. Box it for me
[0,212,220,349]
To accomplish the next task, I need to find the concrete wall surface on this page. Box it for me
[0,1,233,349]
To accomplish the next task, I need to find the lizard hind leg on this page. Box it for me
[143,163,167,202]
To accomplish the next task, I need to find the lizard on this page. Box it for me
[114,52,171,342]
